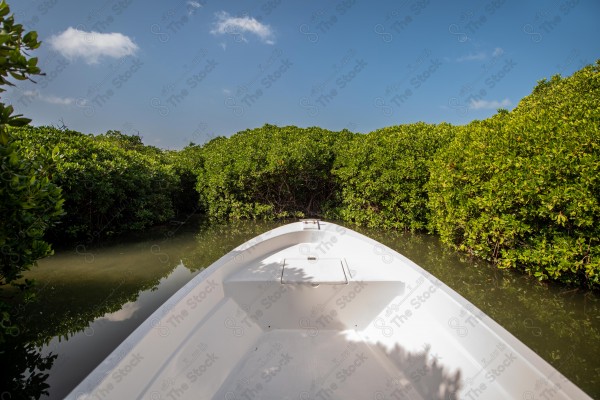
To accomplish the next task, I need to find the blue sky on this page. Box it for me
[6,0,600,148]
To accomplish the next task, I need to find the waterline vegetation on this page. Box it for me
[7,61,600,290]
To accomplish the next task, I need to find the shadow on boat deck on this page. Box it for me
[216,257,463,400]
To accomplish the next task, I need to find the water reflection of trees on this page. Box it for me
[21,271,170,343]
[0,331,56,399]
[4,237,186,399]
[1,274,166,399]
[1,219,286,399]
[2,284,57,399]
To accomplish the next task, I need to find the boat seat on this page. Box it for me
[223,255,406,332]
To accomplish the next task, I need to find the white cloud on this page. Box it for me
[455,47,504,62]
[456,52,487,62]
[48,27,139,64]
[23,90,78,105]
[187,1,202,16]
[492,47,504,57]
[469,98,512,110]
[210,11,275,44]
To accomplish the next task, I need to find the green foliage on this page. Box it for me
[332,123,455,230]
[0,0,57,286]
[12,126,185,242]
[0,0,42,146]
[427,61,600,287]
[0,139,64,284]
[197,124,355,220]
[0,2,62,396]
[164,143,204,217]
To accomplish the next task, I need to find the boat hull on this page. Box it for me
[67,221,591,399]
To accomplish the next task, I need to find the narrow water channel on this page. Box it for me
[12,220,599,399]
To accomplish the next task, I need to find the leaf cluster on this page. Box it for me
[197,124,355,220]
[333,122,456,230]
[427,61,600,286]
[11,126,199,242]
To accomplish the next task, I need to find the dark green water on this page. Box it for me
[11,220,600,399]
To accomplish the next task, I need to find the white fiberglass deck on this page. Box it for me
[68,221,590,399]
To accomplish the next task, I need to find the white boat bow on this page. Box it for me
[67,220,591,399]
